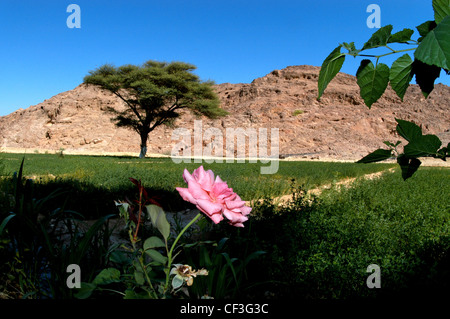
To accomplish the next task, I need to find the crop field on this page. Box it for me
[0,153,395,208]
[1,152,449,299]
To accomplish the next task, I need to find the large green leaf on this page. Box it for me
[395,119,442,157]
[143,236,166,250]
[92,268,121,285]
[146,204,171,240]
[395,119,423,142]
[357,149,393,163]
[362,25,393,51]
[145,249,168,265]
[318,45,346,99]
[416,21,437,42]
[356,60,390,108]
[433,0,450,24]
[414,15,450,70]
[389,54,413,100]
[397,155,422,181]
[404,134,442,157]
[388,28,414,43]
[412,59,441,98]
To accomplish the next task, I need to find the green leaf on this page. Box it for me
[395,119,423,142]
[134,270,145,285]
[243,250,267,267]
[145,249,168,265]
[171,275,184,290]
[411,60,441,98]
[124,289,149,299]
[416,21,437,42]
[388,28,414,43]
[361,25,393,51]
[146,204,171,240]
[395,119,442,157]
[415,15,450,70]
[318,45,346,99]
[0,214,15,236]
[397,155,422,180]
[404,134,442,157]
[356,60,390,108]
[74,282,97,299]
[109,250,130,265]
[389,54,414,100]
[92,268,121,285]
[433,0,450,24]
[356,149,393,163]
[341,42,360,56]
[143,236,166,250]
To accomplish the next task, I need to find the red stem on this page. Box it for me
[134,187,143,241]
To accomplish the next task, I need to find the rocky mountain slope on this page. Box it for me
[1,65,449,160]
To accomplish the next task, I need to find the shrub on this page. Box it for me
[249,168,450,299]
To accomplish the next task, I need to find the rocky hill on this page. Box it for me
[1,65,449,160]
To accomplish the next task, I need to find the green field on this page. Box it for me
[1,152,449,299]
[0,153,396,215]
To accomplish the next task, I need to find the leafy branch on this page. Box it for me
[317,0,449,180]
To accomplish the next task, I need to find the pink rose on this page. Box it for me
[176,166,252,227]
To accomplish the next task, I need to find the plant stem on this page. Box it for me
[133,188,143,242]
[138,255,158,299]
[163,212,203,294]
[357,47,417,60]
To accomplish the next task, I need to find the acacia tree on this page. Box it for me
[318,0,449,179]
[84,60,227,158]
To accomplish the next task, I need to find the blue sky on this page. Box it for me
[0,0,446,116]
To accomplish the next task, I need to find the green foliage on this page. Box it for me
[361,24,394,50]
[0,159,115,298]
[389,54,414,100]
[319,1,449,103]
[358,119,448,180]
[0,153,395,218]
[84,60,227,158]
[182,237,265,299]
[318,0,449,178]
[356,60,390,108]
[317,45,345,98]
[415,15,450,71]
[250,168,450,299]
[433,0,450,24]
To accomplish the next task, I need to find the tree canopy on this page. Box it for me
[84,60,228,158]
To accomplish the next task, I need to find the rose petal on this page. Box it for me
[240,205,252,216]
[196,199,223,216]
[223,209,248,225]
[208,212,224,224]
[212,182,234,199]
[176,187,197,205]
[183,169,194,183]
[225,200,247,210]
[187,180,210,200]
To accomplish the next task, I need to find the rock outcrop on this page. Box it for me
[1,65,449,160]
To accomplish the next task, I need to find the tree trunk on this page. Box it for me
[139,132,148,159]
